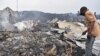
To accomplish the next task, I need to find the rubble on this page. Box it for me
[0,20,98,56]
[0,31,87,56]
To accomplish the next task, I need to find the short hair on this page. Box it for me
[80,6,88,16]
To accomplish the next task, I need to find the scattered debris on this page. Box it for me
[0,20,98,56]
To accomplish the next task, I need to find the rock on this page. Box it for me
[52,22,59,28]
[56,20,68,29]
[74,22,85,27]
[50,18,58,23]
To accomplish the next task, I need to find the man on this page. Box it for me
[79,6,100,56]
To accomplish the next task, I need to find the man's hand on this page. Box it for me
[82,30,87,35]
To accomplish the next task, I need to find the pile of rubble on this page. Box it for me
[0,20,97,56]
[0,31,86,56]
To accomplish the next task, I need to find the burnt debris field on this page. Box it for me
[0,7,99,56]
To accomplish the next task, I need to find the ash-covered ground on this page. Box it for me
[0,31,84,56]
[0,20,97,56]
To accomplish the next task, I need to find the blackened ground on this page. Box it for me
[0,31,96,56]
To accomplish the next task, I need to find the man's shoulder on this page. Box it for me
[85,10,96,21]
[85,10,93,15]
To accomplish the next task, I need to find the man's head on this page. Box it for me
[80,6,88,16]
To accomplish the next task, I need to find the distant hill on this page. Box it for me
[18,11,84,22]
[1,7,100,23]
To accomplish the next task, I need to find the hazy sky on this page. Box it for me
[0,0,100,14]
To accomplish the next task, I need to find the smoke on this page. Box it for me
[0,7,18,31]
[1,21,15,31]
[14,20,34,31]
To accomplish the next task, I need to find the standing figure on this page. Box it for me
[79,6,100,56]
